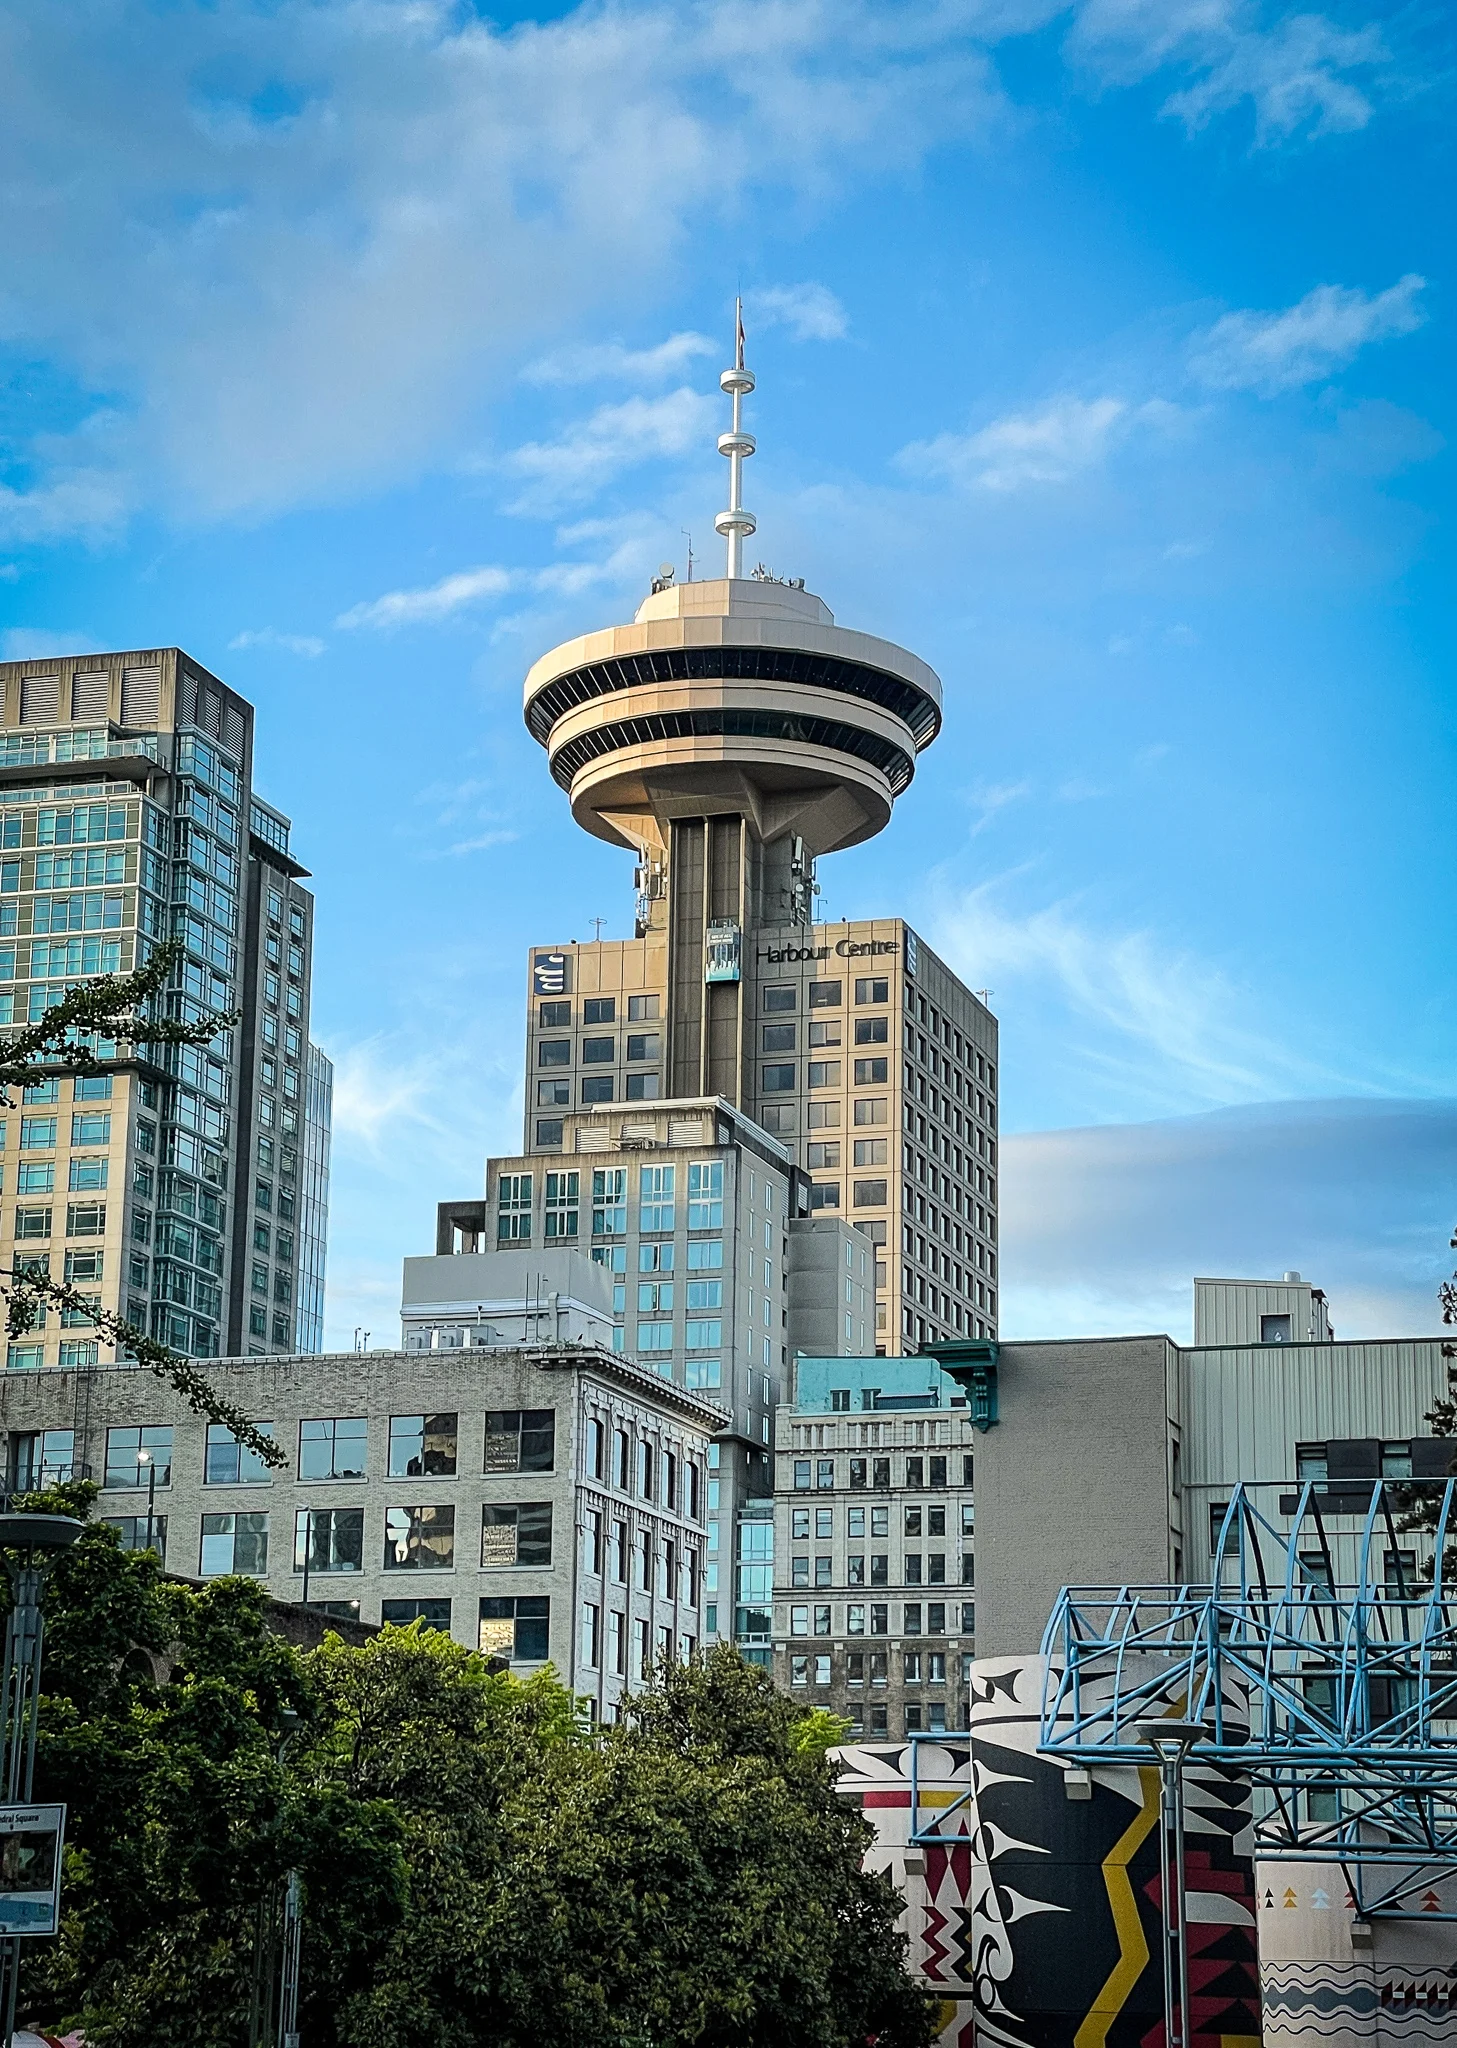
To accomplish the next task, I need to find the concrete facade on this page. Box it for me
[401,1247,615,1351]
[0,1342,721,1718]
[771,1356,977,1737]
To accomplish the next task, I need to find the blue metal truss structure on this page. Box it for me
[1037,1479,1457,1920]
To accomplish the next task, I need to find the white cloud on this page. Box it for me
[1190,275,1427,394]
[964,779,1033,834]
[1000,1097,1455,1342]
[900,396,1181,492]
[0,627,100,660]
[521,332,715,386]
[0,0,1012,536]
[743,283,849,343]
[327,1039,447,1153]
[337,527,649,630]
[503,387,716,513]
[337,566,517,631]
[929,880,1356,1112]
[228,627,326,657]
[1066,0,1391,143]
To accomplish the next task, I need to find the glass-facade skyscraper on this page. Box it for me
[0,646,329,1366]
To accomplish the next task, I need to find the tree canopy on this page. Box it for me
[14,1487,934,2048]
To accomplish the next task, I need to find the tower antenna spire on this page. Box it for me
[714,296,756,579]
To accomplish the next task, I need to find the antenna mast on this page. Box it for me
[714,298,756,579]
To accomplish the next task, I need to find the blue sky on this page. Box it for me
[1,0,1451,1348]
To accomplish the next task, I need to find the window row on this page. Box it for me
[580,1511,701,1603]
[577,1601,696,1677]
[94,1410,558,1489]
[6,1200,107,1242]
[762,978,889,1012]
[787,1600,973,1636]
[791,1502,972,1539]
[538,995,658,1029]
[789,1646,972,1687]
[790,1551,975,1587]
[791,1453,969,1491]
[537,1033,661,1066]
[760,1018,889,1054]
[762,1058,889,1093]
[584,1416,703,1519]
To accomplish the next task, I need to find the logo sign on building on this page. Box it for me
[0,1804,66,1937]
[705,919,742,984]
[533,952,571,997]
[905,930,919,978]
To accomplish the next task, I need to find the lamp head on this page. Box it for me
[0,1513,85,1554]
[1134,1716,1206,1762]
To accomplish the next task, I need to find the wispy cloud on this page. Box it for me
[228,627,326,657]
[0,627,99,660]
[930,879,1356,1111]
[328,1039,449,1153]
[964,779,1033,835]
[502,388,715,514]
[899,396,1177,492]
[521,332,715,386]
[1067,0,1392,144]
[1190,274,1427,394]
[743,283,848,343]
[336,531,645,631]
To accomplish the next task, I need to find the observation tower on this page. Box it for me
[522,305,945,1102]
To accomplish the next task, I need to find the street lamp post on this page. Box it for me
[1135,1718,1204,2048]
[138,1449,157,1558]
[0,1512,83,2048]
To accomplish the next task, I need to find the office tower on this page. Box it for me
[449,316,995,1641]
[516,321,997,1363]
[0,647,328,1367]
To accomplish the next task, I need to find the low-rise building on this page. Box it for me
[0,1341,722,1718]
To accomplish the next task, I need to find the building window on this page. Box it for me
[853,1017,889,1045]
[639,1163,675,1233]
[483,1409,554,1475]
[816,1459,835,1490]
[807,1061,841,1089]
[381,1598,452,1630]
[580,1601,601,1668]
[761,1064,795,1092]
[104,1425,173,1489]
[102,1516,167,1560]
[853,1178,888,1206]
[538,1078,571,1107]
[388,1413,458,1478]
[71,1111,111,1145]
[1260,1313,1292,1343]
[583,997,616,1025]
[581,1035,615,1063]
[8,1429,75,1488]
[384,1504,455,1570]
[204,1421,275,1485]
[763,986,795,1012]
[535,1119,564,1146]
[478,1596,550,1663]
[65,1202,105,1237]
[628,994,659,1021]
[497,1172,533,1244]
[1295,1443,1328,1482]
[581,1076,613,1103]
[762,1024,795,1054]
[539,1001,571,1028]
[688,1160,723,1230]
[855,978,889,1004]
[853,1058,889,1085]
[200,1512,269,1576]
[294,1507,365,1574]
[626,1032,661,1062]
[538,1040,570,1066]
[299,1416,367,1480]
[544,1171,579,1240]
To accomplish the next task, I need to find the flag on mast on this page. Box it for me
[735,296,746,370]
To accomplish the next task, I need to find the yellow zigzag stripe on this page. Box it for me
[1073,1765,1161,2048]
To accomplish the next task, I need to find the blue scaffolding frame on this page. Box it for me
[1031,1479,1457,1919]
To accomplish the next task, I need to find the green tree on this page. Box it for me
[16,1485,401,2047]
[0,945,279,1464]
